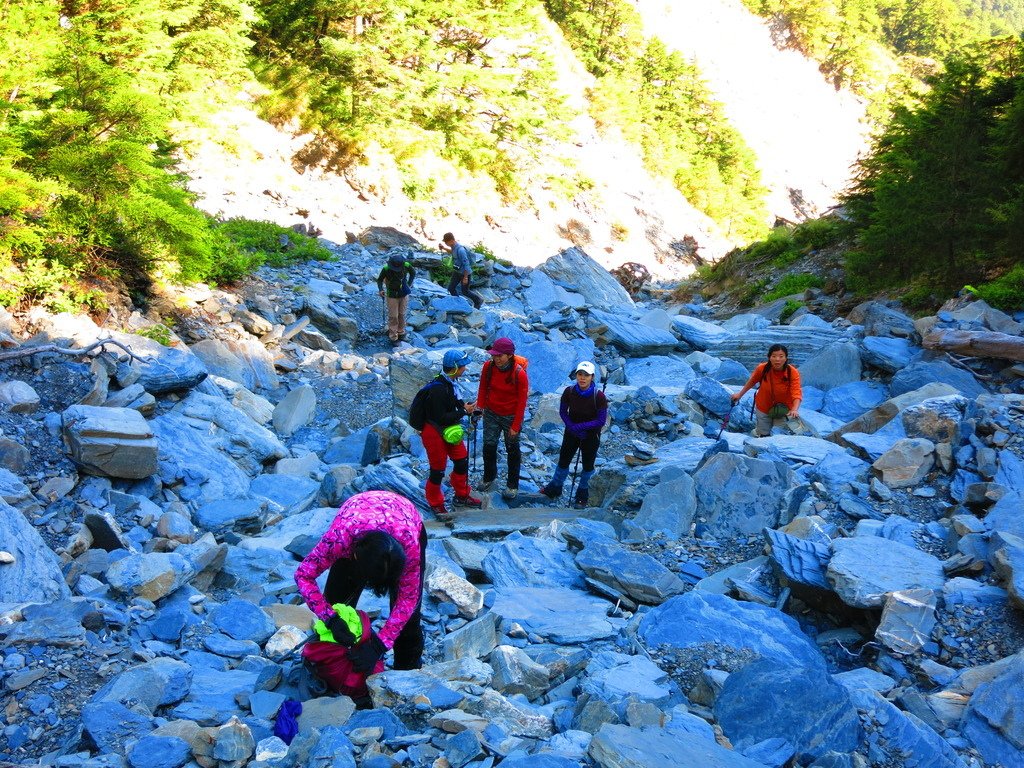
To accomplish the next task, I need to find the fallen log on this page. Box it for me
[0,338,141,364]
[923,329,1024,363]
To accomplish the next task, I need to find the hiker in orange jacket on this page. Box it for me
[731,343,802,437]
[476,337,529,500]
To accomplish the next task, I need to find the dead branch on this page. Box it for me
[923,329,1024,363]
[0,338,143,365]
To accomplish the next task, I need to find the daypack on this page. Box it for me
[301,610,384,700]
[408,378,444,431]
[481,355,528,396]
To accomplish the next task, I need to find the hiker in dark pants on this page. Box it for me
[539,361,608,509]
[731,343,803,437]
[440,233,483,309]
[476,337,529,500]
[293,491,427,671]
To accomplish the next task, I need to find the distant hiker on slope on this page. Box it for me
[730,343,802,437]
[539,361,608,509]
[294,491,427,673]
[377,253,415,344]
[439,232,483,309]
[408,349,483,520]
[476,337,529,500]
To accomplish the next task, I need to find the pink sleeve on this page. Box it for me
[294,517,355,621]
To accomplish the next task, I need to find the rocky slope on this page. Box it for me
[1,231,1023,768]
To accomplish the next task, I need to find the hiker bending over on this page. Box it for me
[476,337,529,500]
[294,491,426,672]
[377,254,415,344]
[439,233,483,309]
[731,343,802,437]
[414,349,483,519]
[540,361,608,509]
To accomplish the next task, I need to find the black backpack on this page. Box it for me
[408,379,442,430]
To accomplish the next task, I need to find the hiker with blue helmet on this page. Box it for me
[440,233,483,309]
[539,361,608,508]
[377,253,416,344]
[415,348,483,519]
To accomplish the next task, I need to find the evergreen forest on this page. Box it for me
[1,0,1023,311]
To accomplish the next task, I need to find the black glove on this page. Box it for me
[347,631,386,673]
[326,614,356,646]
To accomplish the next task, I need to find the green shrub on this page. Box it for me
[432,256,455,288]
[739,278,768,307]
[966,264,1024,311]
[792,217,850,250]
[780,299,804,323]
[764,273,824,302]
[215,218,333,277]
[743,228,800,266]
[134,323,173,346]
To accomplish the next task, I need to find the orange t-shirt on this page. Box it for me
[748,362,802,414]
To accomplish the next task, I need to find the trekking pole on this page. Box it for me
[568,450,582,503]
[270,633,314,665]
[470,413,479,474]
[381,295,387,335]
[717,404,735,440]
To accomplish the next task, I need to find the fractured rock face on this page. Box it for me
[826,537,945,609]
[872,437,935,488]
[62,404,159,479]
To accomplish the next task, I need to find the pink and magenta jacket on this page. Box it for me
[294,491,423,650]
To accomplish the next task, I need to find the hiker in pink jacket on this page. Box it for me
[294,491,426,671]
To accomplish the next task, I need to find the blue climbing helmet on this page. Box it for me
[442,349,471,371]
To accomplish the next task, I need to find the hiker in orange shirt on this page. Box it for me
[731,343,802,437]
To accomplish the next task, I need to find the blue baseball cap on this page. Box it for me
[442,349,471,370]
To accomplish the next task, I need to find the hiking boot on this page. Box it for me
[429,503,454,522]
[573,489,589,509]
[478,479,495,493]
[453,494,483,508]
[539,484,563,500]
[501,486,518,500]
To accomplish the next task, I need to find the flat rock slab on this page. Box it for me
[826,536,945,609]
[490,586,618,643]
[450,507,586,536]
[589,723,765,768]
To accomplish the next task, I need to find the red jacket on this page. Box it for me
[476,356,529,431]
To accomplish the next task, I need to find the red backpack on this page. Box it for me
[301,611,385,699]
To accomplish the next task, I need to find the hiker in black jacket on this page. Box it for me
[377,254,415,344]
[415,349,483,519]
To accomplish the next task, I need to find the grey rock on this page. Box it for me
[626,472,696,542]
[624,356,696,388]
[821,380,888,423]
[707,326,847,371]
[799,342,862,391]
[476,688,552,738]
[684,376,732,416]
[745,435,847,464]
[91,658,192,712]
[962,654,1024,767]
[490,586,617,643]
[847,301,917,338]
[0,498,70,603]
[303,291,359,341]
[516,336,597,396]
[539,247,633,308]
[638,591,825,670]
[901,395,968,444]
[714,660,862,763]
[489,645,549,700]
[210,598,276,644]
[427,565,484,619]
[127,735,191,768]
[671,315,733,350]
[272,385,316,436]
[872,437,935,488]
[891,360,986,400]
[587,308,678,355]
[106,552,194,602]
[765,529,832,590]
[948,299,1023,336]
[991,532,1024,610]
[0,380,40,413]
[875,588,938,654]
[62,404,159,479]
[692,453,794,538]
[589,723,765,768]
[582,652,677,714]
[826,537,945,609]
[575,539,686,604]
[442,612,498,661]
[133,343,209,395]
[482,532,585,590]
[81,701,153,755]
[249,473,320,515]
[194,498,266,535]
[860,336,916,372]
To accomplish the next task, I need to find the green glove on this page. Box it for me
[312,603,363,644]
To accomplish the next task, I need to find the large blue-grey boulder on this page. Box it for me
[707,326,847,371]
[574,539,686,605]
[765,529,832,590]
[490,586,617,643]
[985,491,1024,538]
[962,654,1024,767]
[826,537,945,609]
[799,342,862,391]
[523,269,584,312]
[248,474,319,515]
[210,598,276,644]
[671,316,733,350]
[847,301,917,339]
[589,723,765,767]
[860,336,916,372]
[482,532,585,590]
[91,658,192,713]
[82,701,154,754]
[194,498,266,535]
[624,471,696,542]
[624,356,695,388]
[0,499,70,603]
[581,652,679,715]
[947,299,1023,335]
[822,381,888,423]
[106,552,194,602]
[170,666,260,725]
[891,360,986,400]
[539,247,633,308]
[517,337,596,395]
[714,660,863,763]
[134,343,209,395]
[900,395,968,444]
[684,376,732,416]
[127,735,192,768]
[638,591,825,670]
[744,435,848,465]
[692,453,794,538]
[587,308,678,355]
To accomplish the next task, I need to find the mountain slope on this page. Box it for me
[633,0,870,221]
